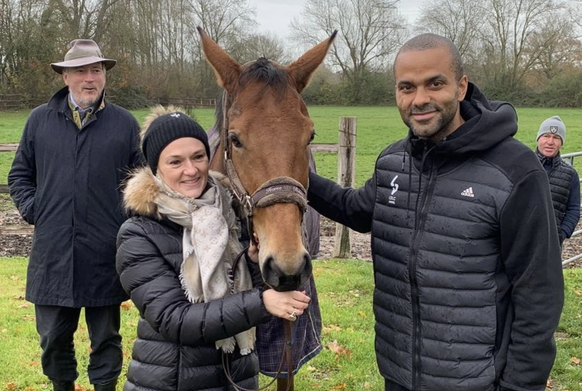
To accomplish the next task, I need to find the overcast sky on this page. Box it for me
[247,0,424,39]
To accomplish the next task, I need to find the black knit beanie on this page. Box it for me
[141,112,211,175]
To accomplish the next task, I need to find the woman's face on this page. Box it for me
[157,137,209,199]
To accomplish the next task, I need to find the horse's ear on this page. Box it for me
[287,30,337,93]
[197,27,241,94]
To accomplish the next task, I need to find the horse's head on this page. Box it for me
[198,27,336,292]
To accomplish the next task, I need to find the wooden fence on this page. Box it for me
[152,97,217,109]
[0,95,218,111]
[0,117,357,258]
[0,94,46,110]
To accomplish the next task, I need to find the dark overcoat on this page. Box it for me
[8,86,142,307]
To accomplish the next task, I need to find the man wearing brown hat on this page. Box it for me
[536,115,581,246]
[8,39,142,391]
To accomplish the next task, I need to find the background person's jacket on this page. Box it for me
[8,86,141,307]
[308,83,564,391]
[536,149,581,243]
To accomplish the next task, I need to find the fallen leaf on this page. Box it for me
[358,311,366,317]
[327,340,352,357]
[571,356,580,365]
[10,275,19,281]
[333,383,346,389]
[323,324,342,332]
[121,301,133,310]
[5,382,17,391]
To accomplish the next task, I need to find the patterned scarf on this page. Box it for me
[153,175,255,355]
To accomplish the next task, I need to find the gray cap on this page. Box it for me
[537,116,566,144]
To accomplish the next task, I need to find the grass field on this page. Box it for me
[1,105,582,390]
[3,106,582,186]
[1,258,581,391]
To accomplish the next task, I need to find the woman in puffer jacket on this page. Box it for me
[116,106,311,391]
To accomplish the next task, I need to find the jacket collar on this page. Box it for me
[123,166,230,218]
[536,148,562,169]
[47,86,106,115]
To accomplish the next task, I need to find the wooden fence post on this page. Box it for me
[333,117,357,258]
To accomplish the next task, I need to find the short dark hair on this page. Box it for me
[394,33,464,81]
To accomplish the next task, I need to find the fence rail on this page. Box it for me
[0,95,218,111]
[0,94,46,110]
[2,142,582,266]
[152,97,217,109]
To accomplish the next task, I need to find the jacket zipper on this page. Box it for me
[408,149,437,391]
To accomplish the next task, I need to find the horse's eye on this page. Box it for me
[229,133,243,148]
[308,131,316,144]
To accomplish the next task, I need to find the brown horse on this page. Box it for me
[198,27,336,293]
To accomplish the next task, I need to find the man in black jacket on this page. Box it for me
[536,116,580,246]
[8,39,141,391]
[307,33,564,391]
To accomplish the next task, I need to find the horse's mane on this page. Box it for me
[238,57,290,99]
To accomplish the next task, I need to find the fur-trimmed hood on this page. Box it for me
[123,166,232,218]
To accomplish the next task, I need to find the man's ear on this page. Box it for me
[457,75,469,101]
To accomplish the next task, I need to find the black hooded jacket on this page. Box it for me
[308,83,564,391]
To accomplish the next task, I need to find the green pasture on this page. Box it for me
[1,106,582,390]
[0,258,581,391]
[3,106,582,186]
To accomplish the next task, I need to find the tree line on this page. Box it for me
[1,0,581,109]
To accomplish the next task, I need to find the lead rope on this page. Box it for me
[222,320,295,391]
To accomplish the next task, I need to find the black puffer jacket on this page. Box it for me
[308,83,564,391]
[116,169,271,391]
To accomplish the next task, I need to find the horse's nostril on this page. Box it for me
[262,256,280,288]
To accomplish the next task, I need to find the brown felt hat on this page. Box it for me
[51,39,116,74]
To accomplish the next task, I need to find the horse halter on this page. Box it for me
[220,93,308,245]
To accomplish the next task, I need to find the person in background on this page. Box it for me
[116,106,312,391]
[536,115,581,246]
[8,39,142,391]
[306,33,564,391]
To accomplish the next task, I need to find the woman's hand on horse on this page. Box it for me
[262,289,310,321]
[247,241,259,263]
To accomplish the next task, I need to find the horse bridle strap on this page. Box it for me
[220,92,308,246]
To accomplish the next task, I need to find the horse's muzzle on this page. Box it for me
[262,252,312,292]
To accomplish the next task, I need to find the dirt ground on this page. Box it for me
[2,206,581,268]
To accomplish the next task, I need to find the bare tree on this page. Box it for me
[229,32,288,64]
[191,0,256,51]
[47,0,123,43]
[529,13,581,81]
[415,0,484,60]
[480,0,565,89]
[290,0,406,104]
